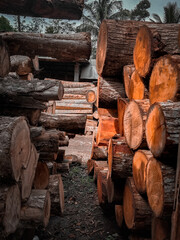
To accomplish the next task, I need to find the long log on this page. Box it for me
[10,55,32,76]
[0,38,10,77]
[20,190,51,227]
[64,86,95,96]
[1,32,91,62]
[123,177,152,230]
[145,101,180,158]
[124,100,150,150]
[33,162,50,189]
[97,77,126,109]
[146,157,175,217]
[39,112,86,133]
[0,76,64,101]
[0,116,31,182]
[96,20,180,77]
[123,65,135,99]
[55,101,92,110]
[45,78,95,88]
[0,184,21,235]
[0,0,84,20]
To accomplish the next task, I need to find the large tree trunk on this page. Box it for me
[124,99,150,150]
[96,20,180,77]
[0,116,31,182]
[97,77,126,109]
[39,112,86,133]
[0,38,10,77]
[0,184,21,235]
[0,0,84,20]
[1,32,91,62]
[0,76,64,101]
[146,157,175,217]
[145,101,180,158]
[10,55,32,76]
[123,177,152,230]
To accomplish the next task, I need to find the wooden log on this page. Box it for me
[149,55,180,104]
[63,94,86,99]
[0,0,84,20]
[0,108,42,126]
[117,98,128,136]
[91,142,108,160]
[132,150,153,194]
[45,78,95,88]
[98,108,118,118]
[97,77,126,109]
[145,101,180,158]
[64,86,95,96]
[46,161,57,175]
[123,177,152,230]
[93,161,108,181]
[87,159,95,175]
[152,217,171,240]
[55,109,92,114]
[39,112,86,133]
[56,162,70,173]
[48,174,64,216]
[115,205,123,228]
[21,144,39,201]
[86,89,97,103]
[30,126,45,139]
[0,76,64,101]
[55,101,92,110]
[56,149,65,163]
[0,37,10,77]
[59,136,69,147]
[123,65,135,99]
[0,184,21,235]
[97,169,108,206]
[146,157,175,217]
[45,100,56,114]
[10,55,32,76]
[0,116,31,182]
[44,128,66,140]
[1,32,91,62]
[96,20,180,77]
[124,99,150,150]
[20,189,51,227]
[33,162,49,189]
[108,137,133,180]
[39,152,57,162]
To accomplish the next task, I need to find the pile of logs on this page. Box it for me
[87,20,180,239]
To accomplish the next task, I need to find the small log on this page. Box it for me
[20,190,51,227]
[91,143,107,160]
[48,174,64,216]
[97,169,108,206]
[149,55,180,104]
[151,217,171,240]
[98,108,118,118]
[132,150,153,194]
[45,100,56,114]
[97,77,126,109]
[55,100,92,110]
[10,55,32,76]
[64,155,79,164]
[64,86,95,96]
[146,157,175,217]
[45,128,66,140]
[39,152,57,162]
[124,99,150,150]
[145,101,180,158]
[93,161,108,181]
[33,162,50,189]
[0,38,10,77]
[123,65,135,99]
[123,177,152,230]
[59,136,69,147]
[56,162,70,173]
[86,89,97,103]
[115,205,123,228]
[117,98,128,136]
[30,126,45,139]
[108,137,133,180]
[56,149,65,163]
[0,116,31,182]
[0,184,21,235]
[59,80,95,88]
[55,109,92,114]
[21,144,39,201]
[39,112,86,133]
[87,159,94,176]
[63,94,86,99]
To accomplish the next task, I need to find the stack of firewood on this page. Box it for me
[88,20,180,239]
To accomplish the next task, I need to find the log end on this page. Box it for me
[33,162,50,189]
[58,81,64,100]
[86,89,97,103]
[129,70,145,100]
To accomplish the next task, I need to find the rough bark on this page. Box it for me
[0,37,10,77]
[1,31,91,62]
[33,162,49,189]
[10,55,32,75]
[55,100,92,110]
[0,116,31,182]
[117,98,128,136]
[96,20,180,77]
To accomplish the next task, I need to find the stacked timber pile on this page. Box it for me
[87,20,180,239]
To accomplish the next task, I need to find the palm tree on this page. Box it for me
[150,2,180,23]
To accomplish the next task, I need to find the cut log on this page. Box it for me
[33,162,49,189]
[44,128,66,140]
[39,112,86,133]
[123,177,152,230]
[146,157,175,217]
[117,98,128,136]
[0,76,64,101]
[149,55,180,104]
[1,32,91,62]
[87,159,95,175]
[48,174,64,216]
[97,77,126,109]
[93,161,108,181]
[0,184,21,235]
[39,153,57,162]
[55,109,92,114]
[108,137,133,180]
[64,86,95,96]
[0,37,10,77]
[124,100,150,150]
[132,150,153,194]
[10,55,32,76]
[151,217,171,240]
[46,161,57,175]
[45,100,56,114]
[45,79,95,89]
[21,144,39,201]
[115,205,123,228]
[97,169,108,206]
[30,126,45,139]
[145,101,180,158]
[63,94,86,99]
[98,108,118,118]
[91,142,108,160]
[55,101,92,110]
[20,190,51,227]
[123,65,135,99]
[96,20,180,77]
[0,116,31,182]
[86,89,97,103]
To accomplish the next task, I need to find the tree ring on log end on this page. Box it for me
[43,191,51,227]
[145,103,166,157]
[146,157,164,217]
[149,55,179,104]
[96,20,107,76]
[86,90,96,103]
[133,25,152,78]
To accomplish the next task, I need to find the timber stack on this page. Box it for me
[87,20,180,239]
